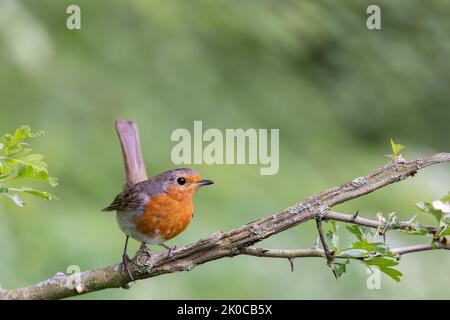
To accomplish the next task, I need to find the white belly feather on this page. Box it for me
[116,211,166,245]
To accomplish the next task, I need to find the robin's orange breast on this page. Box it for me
[135,194,193,241]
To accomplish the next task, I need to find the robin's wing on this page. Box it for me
[102,179,165,213]
[102,187,140,212]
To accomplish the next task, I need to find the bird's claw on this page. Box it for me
[165,246,176,258]
[122,253,134,281]
[160,244,177,258]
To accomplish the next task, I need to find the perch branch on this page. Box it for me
[0,119,448,299]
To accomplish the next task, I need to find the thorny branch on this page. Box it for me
[240,243,450,259]
[0,120,449,300]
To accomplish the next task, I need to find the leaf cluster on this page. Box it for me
[0,125,57,206]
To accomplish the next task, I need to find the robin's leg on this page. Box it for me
[121,235,134,281]
[159,243,176,257]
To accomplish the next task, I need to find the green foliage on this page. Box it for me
[327,220,402,282]
[416,194,450,239]
[327,193,450,282]
[345,225,365,242]
[386,139,405,160]
[441,192,450,203]
[332,260,349,279]
[401,222,430,236]
[416,202,443,224]
[0,125,57,206]
[362,258,403,283]
[442,226,450,237]
[326,220,339,249]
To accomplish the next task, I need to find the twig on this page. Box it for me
[315,219,335,270]
[240,243,450,259]
[327,211,438,234]
[392,243,450,255]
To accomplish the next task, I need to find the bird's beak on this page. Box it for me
[198,179,214,186]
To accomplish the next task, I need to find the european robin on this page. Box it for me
[102,168,214,280]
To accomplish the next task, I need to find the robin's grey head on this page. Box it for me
[154,168,214,196]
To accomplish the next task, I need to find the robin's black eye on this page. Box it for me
[177,177,186,185]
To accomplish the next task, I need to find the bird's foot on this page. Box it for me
[160,244,177,258]
[122,253,134,281]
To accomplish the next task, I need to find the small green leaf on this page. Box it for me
[0,162,12,178]
[15,163,58,187]
[379,266,403,282]
[8,147,32,157]
[416,201,444,224]
[1,125,42,156]
[363,257,403,282]
[339,249,369,258]
[332,260,349,278]
[346,225,365,242]
[400,222,429,236]
[325,220,340,249]
[326,231,338,250]
[351,241,395,257]
[8,187,58,200]
[329,220,338,234]
[390,139,405,158]
[440,224,450,236]
[439,192,450,202]
[364,257,398,267]
[0,189,25,206]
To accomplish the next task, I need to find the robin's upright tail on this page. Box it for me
[115,120,148,185]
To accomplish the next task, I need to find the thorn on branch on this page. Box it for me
[288,258,294,272]
[352,210,359,219]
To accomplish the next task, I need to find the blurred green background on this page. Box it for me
[1,0,449,299]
